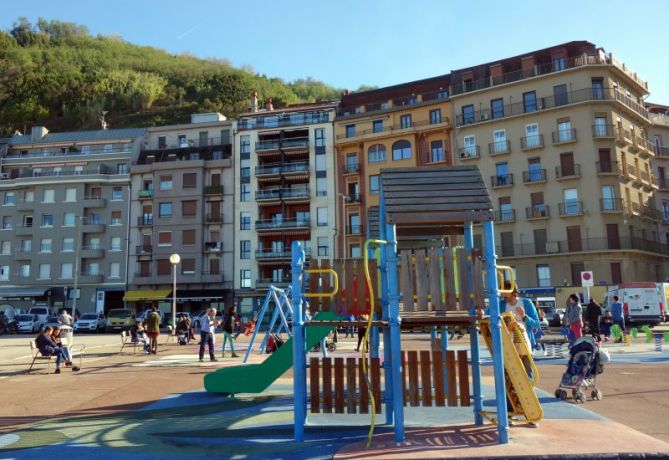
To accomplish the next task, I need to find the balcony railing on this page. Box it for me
[204,185,224,195]
[138,189,154,198]
[346,225,364,235]
[238,112,330,130]
[600,198,624,212]
[254,249,311,260]
[346,193,361,203]
[336,90,450,119]
[343,163,360,174]
[204,241,223,252]
[497,236,668,259]
[137,216,153,226]
[552,128,577,144]
[255,219,311,230]
[558,201,584,216]
[135,245,152,254]
[255,188,310,201]
[142,136,231,152]
[592,124,615,138]
[526,205,550,219]
[596,161,618,175]
[555,164,581,179]
[520,135,544,150]
[256,277,292,288]
[255,162,309,176]
[494,209,516,222]
[0,166,118,181]
[488,140,511,155]
[491,174,513,188]
[5,145,131,159]
[458,145,480,159]
[659,178,669,190]
[522,169,546,183]
[335,118,450,140]
[256,137,309,151]
[205,214,224,223]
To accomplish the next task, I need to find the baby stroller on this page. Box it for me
[555,336,604,403]
[311,330,337,352]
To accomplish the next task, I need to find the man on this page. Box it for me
[58,309,73,326]
[609,295,625,343]
[585,299,603,342]
[145,305,161,354]
[199,308,219,362]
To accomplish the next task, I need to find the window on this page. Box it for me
[315,128,325,147]
[240,135,250,154]
[317,237,329,257]
[368,144,386,163]
[158,232,172,246]
[104,144,113,153]
[0,241,9,254]
[348,214,361,234]
[240,269,251,288]
[117,163,129,174]
[1,216,11,229]
[523,91,537,113]
[40,238,52,253]
[42,214,54,227]
[316,177,327,196]
[24,191,34,203]
[392,140,411,161]
[110,237,122,251]
[20,239,31,252]
[109,262,120,279]
[111,211,122,225]
[350,244,361,258]
[316,154,326,171]
[181,259,195,275]
[430,141,444,162]
[570,262,585,287]
[157,259,171,276]
[159,175,173,190]
[429,109,442,125]
[0,266,8,281]
[43,189,55,203]
[611,262,622,284]
[63,212,76,227]
[536,265,551,287]
[61,263,73,279]
[557,120,573,142]
[62,238,74,252]
[240,240,250,259]
[3,192,14,205]
[492,129,507,153]
[563,188,579,214]
[602,185,616,211]
[594,116,608,137]
[400,114,412,129]
[346,124,356,138]
[39,264,50,280]
[495,163,509,185]
[592,78,604,100]
[554,84,568,106]
[553,55,566,71]
[240,184,250,202]
[87,262,100,275]
[182,173,197,189]
[178,229,194,246]
[20,264,30,278]
[240,212,251,230]
[112,187,123,200]
[528,158,543,182]
[525,123,540,148]
[369,175,380,194]
[65,188,76,202]
[461,105,474,124]
[182,200,197,217]
[346,154,358,172]
[491,98,504,119]
[498,197,513,221]
[311,206,327,227]
[159,202,173,218]
[373,119,383,133]
[463,135,476,157]
[74,166,83,176]
[241,159,250,177]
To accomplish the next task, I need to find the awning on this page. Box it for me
[123,289,171,302]
[166,289,227,301]
[0,288,48,298]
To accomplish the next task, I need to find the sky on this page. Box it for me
[2,0,669,102]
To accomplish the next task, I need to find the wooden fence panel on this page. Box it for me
[310,357,320,413]
[344,260,355,316]
[415,249,429,311]
[401,351,408,406]
[443,248,457,310]
[429,247,443,311]
[368,259,381,315]
[334,357,345,413]
[321,259,333,312]
[323,357,332,413]
[346,357,357,414]
[359,358,369,414]
[371,357,382,414]
[420,350,432,406]
[456,247,469,311]
[446,350,458,406]
[457,350,471,407]
[407,351,420,406]
[400,251,415,312]
[432,350,445,406]
[472,251,485,309]
[356,261,367,314]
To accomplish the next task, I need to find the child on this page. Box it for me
[130,320,150,354]
[601,311,613,342]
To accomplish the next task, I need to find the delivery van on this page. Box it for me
[659,283,669,322]
[605,282,663,326]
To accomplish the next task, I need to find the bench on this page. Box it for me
[120,330,139,354]
[27,340,85,374]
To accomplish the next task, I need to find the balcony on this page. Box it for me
[204,241,223,253]
[520,135,544,151]
[255,188,310,203]
[15,224,33,236]
[256,162,309,178]
[138,189,154,199]
[83,196,107,208]
[488,140,511,156]
[595,161,618,175]
[205,214,224,224]
[491,174,513,188]
[256,277,292,289]
[205,185,224,195]
[552,128,577,145]
[659,178,669,191]
[497,237,668,259]
[526,205,550,220]
[134,272,152,279]
[555,164,581,180]
[137,216,153,227]
[494,209,516,223]
[140,136,232,160]
[642,205,661,222]
[657,146,669,158]
[17,200,34,211]
[600,198,624,213]
[337,89,449,119]
[558,201,584,216]
[255,219,311,232]
[458,145,480,160]
[79,272,104,283]
[255,137,309,152]
[0,165,122,184]
[81,221,105,233]
[14,249,32,260]
[335,117,450,141]
[135,245,152,255]
[238,112,330,130]
[346,193,361,203]
[636,137,654,159]
[343,163,360,174]
[592,124,615,139]
[522,169,546,184]
[255,249,292,261]
[346,224,364,235]
[201,271,225,283]
[81,246,105,258]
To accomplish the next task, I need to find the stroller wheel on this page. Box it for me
[576,391,587,403]
[558,390,567,400]
[554,389,561,400]
[327,342,336,352]
[591,389,602,401]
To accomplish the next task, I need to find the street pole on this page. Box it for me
[71,215,83,320]
[170,254,181,331]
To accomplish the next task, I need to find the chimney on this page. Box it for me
[249,91,258,112]
[265,98,274,111]
[30,126,48,141]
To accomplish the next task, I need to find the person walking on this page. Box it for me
[609,295,625,343]
[565,294,584,340]
[145,305,161,354]
[222,306,239,358]
[355,314,369,352]
[199,308,219,362]
[585,299,603,342]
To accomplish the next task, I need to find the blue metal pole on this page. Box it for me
[483,220,509,444]
[291,241,306,442]
[379,194,393,425]
[386,222,404,442]
[464,222,484,425]
[244,289,271,363]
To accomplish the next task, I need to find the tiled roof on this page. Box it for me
[9,128,146,146]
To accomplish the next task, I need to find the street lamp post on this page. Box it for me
[169,253,181,332]
[71,215,84,321]
[337,193,350,258]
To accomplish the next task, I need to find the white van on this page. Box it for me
[605,282,664,326]
[28,306,53,328]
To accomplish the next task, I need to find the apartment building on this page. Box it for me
[449,41,668,289]
[334,77,453,256]
[0,126,145,314]
[647,103,669,229]
[233,95,337,312]
[126,113,234,314]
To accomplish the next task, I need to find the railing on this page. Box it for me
[526,204,550,219]
[520,134,544,150]
[343,163,360,174]
[596,161,618,174]
[558,201,584,216]
[238,112,330,130]
[522,169,546,183]
[204,241,223,252]
[491,174,513,187]
[555,164,581,179]
[627,163,638,177]
[655,146,669,158]
[5,145,131,159]
[256,137,309,151]
[255,250,292,259]
[494,209,516,222]
[256,277,293,287]
[488,140,511,155]
[642,206,661,221]
[455,87,648,127]
[142,136,231,151]
[205,214,224,223]
[137,216,153,226]
[255,188,310,201]
[0,167,115,180]
[600,198,624,212]
[255,162,309,176]
[592,124,615,138]
[335,118,450,140]
[659,178,669,190]
[346,225,363,235]
[135,245,152,254]
[458,145,480,159]
[138,189,154,198]
[498,236,667,259]
[336,89,449,118]
[204,185,224,194]
[552,128,577,144]
[347,193,361,203]
[255,219,311,230]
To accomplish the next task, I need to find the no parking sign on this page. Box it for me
[580,271,594,287]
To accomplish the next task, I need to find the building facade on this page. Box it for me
[334,77,453,256]
[0,126,145,314]
[449,41,668,289]
[233,97,337,313]
[126,113,234,314]
[647,104,669,233]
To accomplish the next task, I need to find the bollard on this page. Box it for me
[665,332,669,343]
[655,333,663,352]
[630,327,638,339]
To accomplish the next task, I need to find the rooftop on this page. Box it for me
[8,128,146,147]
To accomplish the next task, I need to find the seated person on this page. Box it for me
[130,320,150,353]
[36,326,79,373]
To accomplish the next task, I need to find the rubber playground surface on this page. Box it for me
[1,338,669,459]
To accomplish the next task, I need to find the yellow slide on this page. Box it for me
[480,312,543,424]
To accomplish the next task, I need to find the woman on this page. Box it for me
[222,306,239,358]
[36,326,79,373]
[565,294,584,340]
[145,305,161,354]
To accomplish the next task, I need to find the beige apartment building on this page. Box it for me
[126,113,234,314]
[450,41,668,290]
[647,103,669,228]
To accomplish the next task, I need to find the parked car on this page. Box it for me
[137,309,165,327]
[106,308,136,331]
[534,297,563,327]
[27,306,52,329]
[73,312,107,333]
[16,314,40,333]
[43,315,63,330]
[167,311,191,327]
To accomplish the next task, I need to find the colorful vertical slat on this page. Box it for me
[457,349,471,407]
[322,357,333,413]
[346,357,357,414]
[334,357,345,413]
[310,357,320,413]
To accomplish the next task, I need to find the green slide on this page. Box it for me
[204,311,340,394]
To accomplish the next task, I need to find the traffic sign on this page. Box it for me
[580,271,594,287]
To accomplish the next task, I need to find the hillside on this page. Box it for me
[0,18,357,135]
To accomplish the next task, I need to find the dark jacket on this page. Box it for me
[223,313,234,334]
[36,333,58,355]
[586,301,603,325]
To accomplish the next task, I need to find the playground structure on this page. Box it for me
[242,285,293,363]
[204,165,542,445]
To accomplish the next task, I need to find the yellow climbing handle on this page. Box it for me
[303,269,339,298]
[497,265,515,294]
